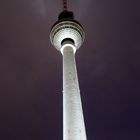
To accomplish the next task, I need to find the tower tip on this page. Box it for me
[59,0,74,20]
[63,0,68,11]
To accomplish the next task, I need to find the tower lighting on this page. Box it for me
[50,1,87,140]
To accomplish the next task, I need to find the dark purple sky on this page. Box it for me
[0,0,140,139]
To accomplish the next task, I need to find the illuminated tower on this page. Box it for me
[50,1,87,140]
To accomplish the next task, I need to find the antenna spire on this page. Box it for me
[63,0,68,11]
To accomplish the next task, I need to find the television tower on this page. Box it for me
[50,1,87,140]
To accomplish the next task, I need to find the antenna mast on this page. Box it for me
[63,0,68,11]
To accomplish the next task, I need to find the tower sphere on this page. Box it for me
[50,11,85,52]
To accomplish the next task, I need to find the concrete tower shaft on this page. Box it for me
[62,44,87,140]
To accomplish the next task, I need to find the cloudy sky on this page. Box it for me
[0,0,140,139]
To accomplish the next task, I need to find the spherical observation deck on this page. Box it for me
[50,11,85,52]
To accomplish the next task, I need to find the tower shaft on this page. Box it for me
[62,46,87,140]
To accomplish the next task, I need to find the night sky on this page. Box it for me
[0,0,140,139]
